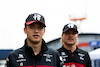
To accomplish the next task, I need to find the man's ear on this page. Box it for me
[24,28,27,34]
[62,33,64,37]
[43,28,45,35]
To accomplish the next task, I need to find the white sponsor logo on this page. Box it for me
[78,53,85,60]
[18,54,24,58]
[33,14,41,20]
[61,52,66,55]
[43,54,52,62]
[46,58,51,62]
[68,23,74,28]
[17,54,26,66]
[80,57,84,60]
[71,64,75,67]
[78,53,85,56]
[20,62,23,66]
[6,57,9,61]
[60,56,63,61]
[60,52,68,62]
[17,59,26,62]
[43,54,53,58]
[63,65,67,67]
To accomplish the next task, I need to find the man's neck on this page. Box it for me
[63,44,76,53]
[32,44,41,55]
[27,40,42,55]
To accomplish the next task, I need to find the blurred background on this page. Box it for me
[0,0,100,67]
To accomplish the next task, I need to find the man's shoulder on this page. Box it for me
[9,47,24,56]
[77,48,89,55]
[47,48,58,54]
[57,47,63,52]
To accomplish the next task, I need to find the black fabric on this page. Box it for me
[5,39,60,67]
[57,46,92,67]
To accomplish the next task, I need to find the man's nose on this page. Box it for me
[34,28,39,32]
[69,33,73,36]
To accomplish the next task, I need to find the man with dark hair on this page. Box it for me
[57,23,92,67]
[5,13,60,67]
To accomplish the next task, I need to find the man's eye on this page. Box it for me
[72,32,76,35]
[30,26,34,28]
[65,32,69,34]
[38,27,43,29]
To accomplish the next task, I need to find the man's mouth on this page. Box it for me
[33,35,39,36]
[33,35,39,38]
[68,38,73,41]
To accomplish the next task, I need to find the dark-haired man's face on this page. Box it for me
[24,23,45,44]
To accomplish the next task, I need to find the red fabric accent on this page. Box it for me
[40,53,42,56]
[64,62,86,67]
[26,21,35,25]
[26,20,45,25]
[67,51,72,58]
[20,66,35,67]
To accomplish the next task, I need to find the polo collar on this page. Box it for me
[23,39,48,55]
[61,46,80,53]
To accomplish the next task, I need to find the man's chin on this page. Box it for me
[29,39,40,44]
[65,42,75,46]
[32,40,40,44]
[33,41,39,44]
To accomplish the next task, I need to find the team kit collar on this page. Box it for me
[23,39,48,55]
[61,46,80,53]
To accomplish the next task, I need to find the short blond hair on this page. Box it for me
[60,38,64,45]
